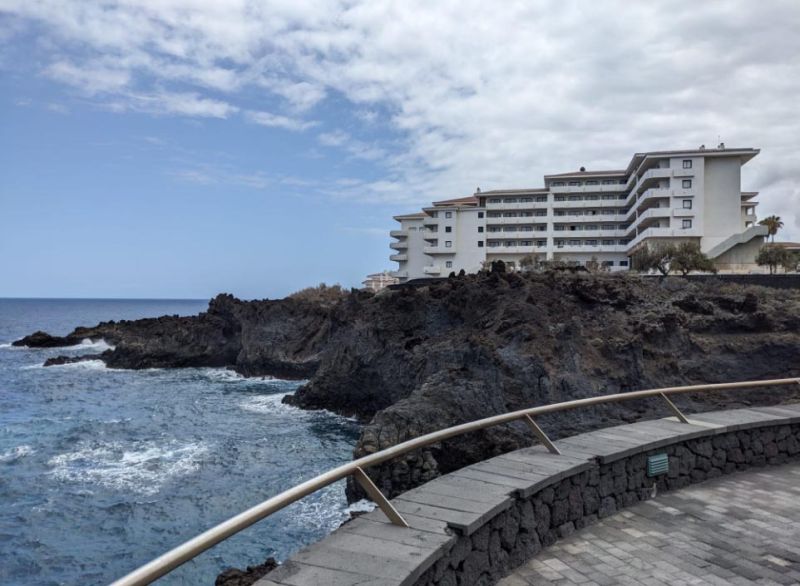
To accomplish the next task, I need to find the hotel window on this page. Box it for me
[522,240,533,246]
[683,199,692,209]
[586,180,599,185]
[568,181,580,186]
[620,260,629,267]
[682,219,692,229]
[430,211,438,218]
[505,198,518,203]
[445,240,452,248]
[682,179,692,189]
[445,211,452,218]
[552,182,565,186]
[445,226,452,232]
[478,212,484,218]
[478,226,484,233]
[478,241,484,247]
[446,261,453,268]
[535,196,547,202]
[682,160,692,169]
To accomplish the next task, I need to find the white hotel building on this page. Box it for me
[391,146,767,280]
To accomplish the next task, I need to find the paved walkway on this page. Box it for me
[499,463,800,586]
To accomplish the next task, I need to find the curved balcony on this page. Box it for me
[423,266,442,275]
[389,253,408,262]
[389,230,407,238]
[389,241,408,250]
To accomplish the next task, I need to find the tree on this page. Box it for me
[519,253,542,273]
[758,215,784,243]
[782,251,800,273]
[670,242,717,275]
[631,243,675,275]
[756,244,791,275]
[584,256,610,274]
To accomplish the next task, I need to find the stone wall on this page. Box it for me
[412,423,800,586]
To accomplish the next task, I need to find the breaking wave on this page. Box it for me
[238,393,301,416]
[48,440,209,496]
[0,445,34,463]
[61,338,115,352]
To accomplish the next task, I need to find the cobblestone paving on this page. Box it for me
[499,463,800,586]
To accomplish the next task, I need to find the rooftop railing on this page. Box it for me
[110,377,800,586]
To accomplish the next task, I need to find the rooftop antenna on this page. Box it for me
[475,186,481,194]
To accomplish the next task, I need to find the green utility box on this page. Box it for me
[647,453,669,477]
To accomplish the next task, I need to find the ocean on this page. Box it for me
[0,299,366,585]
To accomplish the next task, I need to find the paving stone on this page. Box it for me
[500,462,800,586]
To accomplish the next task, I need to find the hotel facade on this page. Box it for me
[391,146,767,280]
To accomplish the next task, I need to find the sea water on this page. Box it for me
[0,299,367,585]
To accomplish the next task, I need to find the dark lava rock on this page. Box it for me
[16,274,800,502]
[215,557,278,586]
[13,330,83,347]
[44,354,105,367]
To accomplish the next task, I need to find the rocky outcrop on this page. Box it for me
[16,273,800,501]
[215,557,278,586]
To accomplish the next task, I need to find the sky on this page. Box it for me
[0,0,799,299]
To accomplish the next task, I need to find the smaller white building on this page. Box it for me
[362,271,399,292]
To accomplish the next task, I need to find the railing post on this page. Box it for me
[353,467,409,528]
[523,414,561,455]
[659,392,691,424]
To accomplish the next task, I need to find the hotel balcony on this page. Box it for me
[551,199,625,209]
[553,244,628,254]
[423,245,453,255]
[627,226,701,250]
[423,266,442,275]
[390,270,408,279]
[486,230,547,239]
[485,201,548,210]
[390,253,408,262]
[486,245,540,254]
[486,216,544,225]
[553,228,629,239]
[390,241,408,250]
[389,230,408,238]
[549,183,626,193]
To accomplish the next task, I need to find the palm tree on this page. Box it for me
[758,215,784,242]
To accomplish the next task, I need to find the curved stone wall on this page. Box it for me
[255,404,800,586]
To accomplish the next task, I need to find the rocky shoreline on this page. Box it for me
[16,272,800,498]
[15,271,800,583]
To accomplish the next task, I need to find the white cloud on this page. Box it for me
[125,91,238,118]
[45,60,130,94]
[2,0,800,236]
[245,110,317,131]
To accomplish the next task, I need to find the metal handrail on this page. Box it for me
[110,377,800,586]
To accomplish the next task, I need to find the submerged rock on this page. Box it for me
[43,354,105,367]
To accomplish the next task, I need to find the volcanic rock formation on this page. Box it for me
[16,273,800,500]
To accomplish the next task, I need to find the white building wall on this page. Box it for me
[702,157,743,251]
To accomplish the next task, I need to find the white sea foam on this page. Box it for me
[0,445,34,463]
[0,342,12,349]
[197,367,286,383]
[48,440,208,495]
[23,359,111,371]
[346,499,377,515]
[61,338,115,352]
[238,393,301,416]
